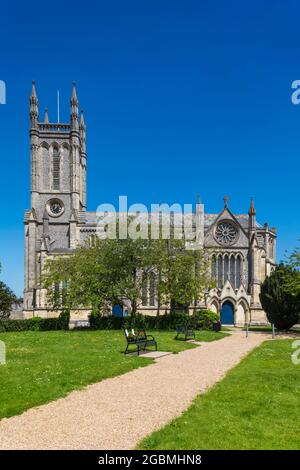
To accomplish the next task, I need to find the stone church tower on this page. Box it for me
[23,82,87,316]
[23,82,277,325]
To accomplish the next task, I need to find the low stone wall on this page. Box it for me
[69,309,91,329]
[23,309,58,319]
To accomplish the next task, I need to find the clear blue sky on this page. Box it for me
[0,0,299,296]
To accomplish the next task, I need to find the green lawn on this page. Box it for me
[138,340,300,450]
[244,326,300,334]
[0,329,227,420]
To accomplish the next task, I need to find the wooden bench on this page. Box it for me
[124,328,157,355]
[175,325,195,341]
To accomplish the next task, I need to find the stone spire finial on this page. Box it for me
[70,81,79,129]
[248,197,256,216]
[80,109,85,129]
[71,81,78,101]
[196,193,202,214]
[30,80,39,127]
[248,197,256,231]
[44,108,49,124]
[31,80,37,100]
[223,195,229,208]
[80,109,86,154]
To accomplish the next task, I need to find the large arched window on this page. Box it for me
[52,146,60,190]
[212,253,242,289]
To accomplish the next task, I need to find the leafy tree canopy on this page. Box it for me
[259,263,300,330]
[43,231,213,316]
[284,243,300,295]
[0,263,18,319]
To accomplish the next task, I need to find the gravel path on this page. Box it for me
[0,330,268,450]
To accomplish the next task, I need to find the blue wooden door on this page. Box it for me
[112,304,123,317]
[221,301,234,325]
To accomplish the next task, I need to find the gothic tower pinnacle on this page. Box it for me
[70,81,79,129]
[248,197,256,231]
[30,80,39,128]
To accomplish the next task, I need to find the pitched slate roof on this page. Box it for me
[79,211,261,230]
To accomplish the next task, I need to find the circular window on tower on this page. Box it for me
[47,198,64,218]
[214,220,238,246]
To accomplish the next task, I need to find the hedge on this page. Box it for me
[0,310,219,333]
[0,311,70,332]
[89,309,219,331]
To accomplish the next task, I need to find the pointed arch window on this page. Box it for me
[52,146,60,190]
[236,255,242,289]
[230,255,235,286]
[211,255,217,280]
[142,273,148,306]
[217,255,223,288]
[149,273,155,306]
[224,255,229,283]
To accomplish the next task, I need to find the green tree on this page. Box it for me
[43,236,158,316]
[152,238,212,314]
[43,230,212,316]
[0,263,18,319]
[259,264,300,330]
[284,244,300,295]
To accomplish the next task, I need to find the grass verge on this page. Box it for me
[138,339,300,450]
[0,329,227,419]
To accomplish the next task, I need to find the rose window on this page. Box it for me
[215,221,238,245]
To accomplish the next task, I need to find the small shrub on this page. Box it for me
[192,309,219,330]
[57,310,70,330]
[89,312,125,330]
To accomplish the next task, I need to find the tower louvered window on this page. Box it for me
[52,147,60,190]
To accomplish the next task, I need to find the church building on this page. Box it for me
[23,83,277,325]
